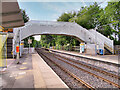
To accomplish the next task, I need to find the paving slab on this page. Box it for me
[1,52,68,89]
[1,54,34,89]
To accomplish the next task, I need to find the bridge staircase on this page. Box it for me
[89,29,114,54]
[104,44,113,54]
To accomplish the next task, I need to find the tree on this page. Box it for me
[57,11,76,22]
[105,2,120,44]
[21,9,35,47]
[75,2,103,29]
[97,1,120,44]
[21,9,29,23]
[57,1,120,45]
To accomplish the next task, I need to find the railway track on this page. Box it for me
[51,53,120,88]
[36,49,94,89]
[51,52,120,80]
[36,48,119,88]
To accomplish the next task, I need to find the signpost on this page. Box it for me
[16,45,19,64]
[80,43,85,53]
[28,37,32,53]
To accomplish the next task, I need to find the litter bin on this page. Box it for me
[99,49,103,55]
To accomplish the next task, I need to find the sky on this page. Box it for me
[18,2,108,21]
[18,0,109,41]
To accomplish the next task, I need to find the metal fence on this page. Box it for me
[114,45,120,55]
[118,49,120,64]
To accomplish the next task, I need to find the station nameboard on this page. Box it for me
[28,39,32,44]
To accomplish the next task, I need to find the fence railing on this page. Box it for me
[114,45,120,55]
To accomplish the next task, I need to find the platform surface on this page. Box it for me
[50,49,119,65]
[32,53,68,88]
[1,52,68,89]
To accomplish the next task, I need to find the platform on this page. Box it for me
[1,52,68,89]
[32,53,68,88]
[49,49,119,65]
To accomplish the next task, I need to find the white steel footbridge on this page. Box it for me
[13,20,114,55]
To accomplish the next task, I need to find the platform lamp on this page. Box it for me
[95,26,98,56]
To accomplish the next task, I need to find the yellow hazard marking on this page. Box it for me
[0,26,4,31]
[19,67,27,70]
[80,44,84,45]
[22,62,27,65]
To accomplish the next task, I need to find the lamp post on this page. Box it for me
[95,26,98,55]
[16,29,20,64]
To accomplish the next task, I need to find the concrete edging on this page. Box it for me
[32,52,69,88]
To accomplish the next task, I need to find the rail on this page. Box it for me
[37,49,94,89]
[51,53,120,88]
[52,52,120,79]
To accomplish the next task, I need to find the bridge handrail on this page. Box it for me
[89,30,113,50]
[80,28,113,53]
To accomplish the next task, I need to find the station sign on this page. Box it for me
[28,39,32,44]
[80,43,85,53]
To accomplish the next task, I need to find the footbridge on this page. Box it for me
[13,20,114,54]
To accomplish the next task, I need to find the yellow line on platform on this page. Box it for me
[22,62,27,65]
[19,67,27,70]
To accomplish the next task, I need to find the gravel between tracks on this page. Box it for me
[37,49,119,89]
[53,52,119,73]
[52,53,119,84]
[47,53,115,88]
[38,51,86,88]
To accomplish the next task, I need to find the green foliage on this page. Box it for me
[57,11,76,22]
[97,2,120,44]
[75,2,102,29]
[40,35,80,49]
[21,9,35,47]
[21,9,29,23]
[33,40,41,48]
[56,1,120,45]
[24,36,35,47]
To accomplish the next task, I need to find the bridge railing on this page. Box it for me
[89,29,114,53]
